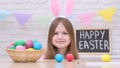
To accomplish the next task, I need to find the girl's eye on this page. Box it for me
[63,32,68,35]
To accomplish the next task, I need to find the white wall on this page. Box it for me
[0,0,120,59]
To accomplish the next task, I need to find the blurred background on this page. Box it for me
[0,0,120,59]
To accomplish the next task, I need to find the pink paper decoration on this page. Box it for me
[77,12,95,25]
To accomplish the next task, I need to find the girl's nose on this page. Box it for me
[58,34,63,38]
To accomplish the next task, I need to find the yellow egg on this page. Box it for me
[101,54,111,62]
[27,48,34,51]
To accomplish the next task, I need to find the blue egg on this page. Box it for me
[55,54,64,63]
[33,42,42,50]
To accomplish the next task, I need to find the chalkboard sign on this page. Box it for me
[76,29,110,53]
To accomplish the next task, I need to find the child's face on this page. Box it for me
[52,23,70,49]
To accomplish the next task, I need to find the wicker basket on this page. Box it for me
[6,49,45,63]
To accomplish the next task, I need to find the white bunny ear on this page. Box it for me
[64,0,74,17]
[50,0,60,17]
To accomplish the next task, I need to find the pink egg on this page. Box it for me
[25,40,33,48]
[16,45,26,50]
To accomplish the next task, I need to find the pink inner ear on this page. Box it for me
[50,0,60,17]
[65,0,74,17]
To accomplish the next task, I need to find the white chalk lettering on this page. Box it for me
[89,31,94,39]
[94,40,99,49]
[79,41,83,49]
[84,41,89,49]
[95,30,99,39]
[78,40,109,50]
[100,31,105,39]
[84,31,90,39]
[99,40,103,50]
[79,30,106,39]
[104,40,109,50]
[79,31,84,39]
[89,40,95,50]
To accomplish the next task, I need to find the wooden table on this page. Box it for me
[0,55,120,68]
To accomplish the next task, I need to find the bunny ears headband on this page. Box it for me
[50,0,74,18]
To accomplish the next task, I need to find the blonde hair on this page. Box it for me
[45,17,78,59]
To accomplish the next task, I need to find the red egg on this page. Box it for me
[65,53,74,62]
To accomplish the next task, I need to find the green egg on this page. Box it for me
[9,46,15,50]
[14,40,25,48]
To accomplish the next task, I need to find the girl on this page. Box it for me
[44,17,78,59]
